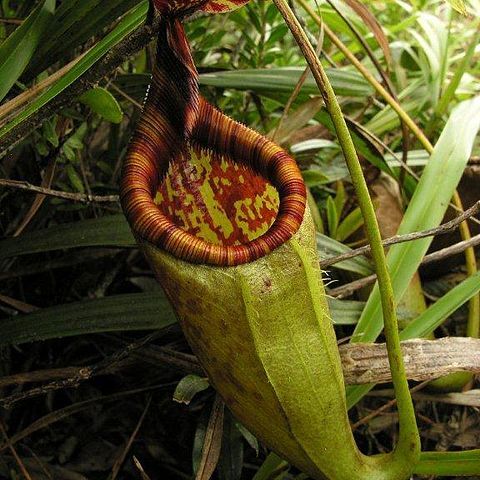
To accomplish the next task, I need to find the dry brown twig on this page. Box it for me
[328,233,480,299]
[339,337,480,385]
[111,396,152,480]
[321,200,480,268]
[0,332,163,409]
[351,380,430,431]
[0,178,120,203]
[422,233,480,265]
[0,419,33,480]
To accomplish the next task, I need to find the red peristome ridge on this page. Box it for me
[152,0,207,15]
[120,16,306,267]
[202,0,250,13]
[152,0,249,15]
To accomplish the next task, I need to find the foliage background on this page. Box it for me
[0,0,479,478]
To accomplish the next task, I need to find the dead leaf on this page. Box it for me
[342,0,393,68]
[195,395,225,480]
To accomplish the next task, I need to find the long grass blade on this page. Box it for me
[0,0,55,102]
[1,293,176,346]
[0,215,134,260]
[415,449,480,475]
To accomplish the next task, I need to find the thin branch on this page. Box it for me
[0,332,162,409]
[0,18,22,25]
[0,384,173,451]
[0,178,120,203]
[111,396,152,480]
[351,381,430,431]
[321,200,480,268]
[329,274,376,299]
[422,233,480,265]
[329,234,480,299]
[0,293,38,314]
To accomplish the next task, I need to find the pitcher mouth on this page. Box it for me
[121,97,306,267]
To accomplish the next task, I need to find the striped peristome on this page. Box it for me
[120,16,306,266]
[201,0,250,12]
[152,0,249,15]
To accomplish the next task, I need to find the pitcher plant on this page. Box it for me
[120,1,420,479]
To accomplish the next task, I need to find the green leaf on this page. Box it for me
[301,168,330,187]
[328,299,364,325]
[65,164,85,193]
[365,79,427,136]
[333,181,346,216]
[336,207,363,242]
[200,67,374,98]
[291,139,339,154]
[79,87,124,124]
[2,292,176,346]
[235,423,258,455]
[173,375,210,405]
[400,271,480,340]
[0,1,148,141]
[0,215,134,260]
[326,196,339,238]
[415,449,480,475]
[42,117,59,147]
[252,452,289,480]
[0,0,55,102]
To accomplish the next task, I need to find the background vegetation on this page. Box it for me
[0,0,479,478]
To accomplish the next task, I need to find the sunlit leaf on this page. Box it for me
[447,0,467,15]
[79,87,124,123]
